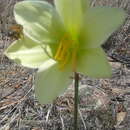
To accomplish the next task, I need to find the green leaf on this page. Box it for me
[5,36,49,68]
[77,47,112,78]
[14,1,65,44]
[80,7,126,48]
[35,59,72,104]
[54,0,89,38]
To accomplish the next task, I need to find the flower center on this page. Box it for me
[54,35,78,71]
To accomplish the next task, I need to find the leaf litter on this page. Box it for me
[0,0,130,129]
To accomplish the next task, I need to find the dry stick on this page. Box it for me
[74,72,79,130]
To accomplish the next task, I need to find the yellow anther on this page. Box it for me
[54,41,63,61]
[54,35,71,61]
[59,42,69,60]
[59,51,70,70]
[54,34,78,71]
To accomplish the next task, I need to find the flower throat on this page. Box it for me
[54,35,77,71]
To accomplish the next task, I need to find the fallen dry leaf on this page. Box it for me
[112,88,130,95]
[116,112,127,126]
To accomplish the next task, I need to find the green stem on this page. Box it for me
[74,72,79,130]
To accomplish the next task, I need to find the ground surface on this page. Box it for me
[0,0,130,130]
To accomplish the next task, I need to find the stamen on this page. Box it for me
[54,41,63,61]
[54,34,78,71]
[59,42,69,60]
[59,51,70,70]
[54,35,70,61]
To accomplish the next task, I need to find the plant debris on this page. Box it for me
[0,0,130,130]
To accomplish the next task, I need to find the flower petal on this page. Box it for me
[14,1,65,44]
[4,36,49,68]
[77,48,112,78]
[80,7,126,48]
[35,59,72,104]
[54,0,89,37]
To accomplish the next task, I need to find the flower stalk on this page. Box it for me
[74,72,79,130]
